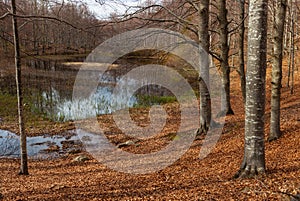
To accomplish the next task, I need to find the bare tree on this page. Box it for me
[269,0,287,141]
[238,0,246,103]
[0,0,106,176]
[99,0,214,134]
[287,0,296,93]
[1,0,102,55]
[11,0,29,175]
[235,0,268,178]
[197,0,212,135]
[288,0,295,94]
[217,0,234,115]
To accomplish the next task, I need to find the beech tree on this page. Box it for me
[286,0,296,94]
[197,0,212,135]
[235,0,268,178]
[99,0,214,134]
[238,0,246,103]
[269,0,287,141]
[217,0,234,115]
[0,0,102,176]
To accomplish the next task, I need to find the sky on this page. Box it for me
[83,0,160,19]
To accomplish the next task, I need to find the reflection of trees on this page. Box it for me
[1,57,187,122]
[24,58,79,118]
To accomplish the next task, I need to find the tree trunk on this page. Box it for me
[287,29,291,87]
[235,0,268,178]
[283,0,291,54]
[238,0,246,103]
[269,0,287,141]
[290,17,295,95]
[32,0,39,55]
[287,0,295,90]
[11,0,29,175]
[218,0,234,116]
[196,0,212,135]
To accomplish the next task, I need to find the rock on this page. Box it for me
[32,141,55,147]
[72,155,90,162]
[104,131,113,135]
[61,140,78,149]
[64,131,76,140]
[81,135,92,142]
[67,148,82,154]
[50,184,66,190]
[43,145,60,152]
[117,140,136,148]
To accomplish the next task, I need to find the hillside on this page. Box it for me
[0,66,299,200]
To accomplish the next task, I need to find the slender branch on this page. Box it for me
[0,12,96,36]
[229,14,249,34]
[130,4,198,28]
[209,50,222,62]
[186,0,199,12]
[0,12,10,20]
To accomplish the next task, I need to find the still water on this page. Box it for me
[0,129,109,159]
[0,57,174,122]
[0,56,196,158]
[0,129,81,159]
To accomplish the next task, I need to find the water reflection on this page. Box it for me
[44,85,137,122]
[0,57,175,122]
[41,77,172,121]
[0,129,82,159]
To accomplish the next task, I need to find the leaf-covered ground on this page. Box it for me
[0,67,299,200]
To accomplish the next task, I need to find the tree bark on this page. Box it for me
[290,17,295,95]
[196,0,212,135]
[269,0,287,141]
[238,0,246,103]
[287,0,294,90]
[235,0,268,178]
[11,0,29,175]
[218,0,234,116]
[32,0,39,55]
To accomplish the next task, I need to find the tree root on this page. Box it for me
[216,108,234,118]
[234,164,265,179]
[268,132,282,142]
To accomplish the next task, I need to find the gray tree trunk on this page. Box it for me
[269,0,287,141]
[287,29,291,87]
[238,0,246,103]
[287,0,295,91]
[11,0,29,175]
[235,0,268,178]
[218,0,234,116]
[290,17,295,95]
[196,0,212,135]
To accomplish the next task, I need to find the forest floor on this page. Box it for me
[0,65,299,200]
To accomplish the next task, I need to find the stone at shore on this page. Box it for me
[44,145,60,152]
[72,155,90,162]
[117,140,136,148]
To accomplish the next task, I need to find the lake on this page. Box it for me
[0,56,179,122]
